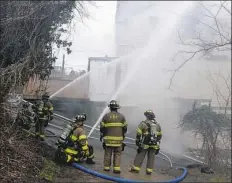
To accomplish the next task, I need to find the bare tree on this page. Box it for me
[181,70,231,172]
[168,1,231,88]
[0,1,91,182]
[207,70,231,169]
[181,105,230,168]
[0,1,91,103]
[207,70,231,116]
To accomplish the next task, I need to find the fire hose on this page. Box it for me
[21,100,188,182]
[46,115,188,182]
[72,163,187,183]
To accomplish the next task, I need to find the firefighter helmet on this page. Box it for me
[42,93,50,100]
[108,100,120,109]
[75,113,87,122]
[144,110,155,120]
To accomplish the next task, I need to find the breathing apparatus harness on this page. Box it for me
[56,114,89,163]
[57,123,76,149]
[57,114,87,148]
[56,123,87,162]
[137,120,160,154]
[144,120,159,145]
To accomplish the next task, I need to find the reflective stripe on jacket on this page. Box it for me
[36,100,53,120]
[37,101,48,120]
[100,111,127,147]
[71,125,89,152]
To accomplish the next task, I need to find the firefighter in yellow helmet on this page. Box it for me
[100,100,128,174]
[56,114,95,164]
[34,93,54,140]
[129,110,162,175]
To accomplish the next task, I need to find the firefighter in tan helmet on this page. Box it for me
[100,100,128,174]
[129,110,162,175]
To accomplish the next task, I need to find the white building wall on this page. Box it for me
[115,1,158,57]
[88,60,116,102]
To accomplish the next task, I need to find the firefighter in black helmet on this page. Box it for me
[100,100,127,174]
[56,113,95,164]
[129,110,162,175]
[42,93,54,125]
[35,93,54,140]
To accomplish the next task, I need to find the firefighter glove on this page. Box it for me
[100,133,103,142]
[50,115,54,121]
[136,139,140,147]
[102,142,106,149]
[78,150,85,158]
[137,147,142,154]
[122,143,126,151]
[155,148,160,155]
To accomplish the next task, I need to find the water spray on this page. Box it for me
[49,2,195,100]
[50,47,144,99]
[87,1,194,138]
[50,72,90,98]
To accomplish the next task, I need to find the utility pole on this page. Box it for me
[61,54,65,77]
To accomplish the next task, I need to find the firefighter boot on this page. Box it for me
[113,168,121,174]
[129,165,140,173]
[39,134,45,141]
[86,158,95,164]
[146,170,152,175]
[129,167,139,173]
[103,167,110,171]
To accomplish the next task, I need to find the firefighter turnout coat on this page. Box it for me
[100,111,127,173]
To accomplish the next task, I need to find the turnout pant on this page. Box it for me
[35,119,45,139]
[62,145,95,163]
[86,145,94,159]
[131,148,156,173]
[103,146,122,172]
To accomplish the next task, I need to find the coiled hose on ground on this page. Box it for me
[72,163,188,183]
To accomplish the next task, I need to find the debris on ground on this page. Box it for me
[201,167,214,174]
[0,115,105,183]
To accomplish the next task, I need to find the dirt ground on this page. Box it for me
[37,142,108,183]
[165,166,231,183]
[183,169,231,182]
[53,165,111,183]
[2,117,230,183]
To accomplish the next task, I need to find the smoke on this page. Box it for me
[51,1,231,157]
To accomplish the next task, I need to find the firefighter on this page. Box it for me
[100,100,127,174]
[35,93,53,140]
[129,110,162,175]
[41,93,54,127]
[56,114,95,164]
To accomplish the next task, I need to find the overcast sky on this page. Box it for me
[55,1,117,71]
